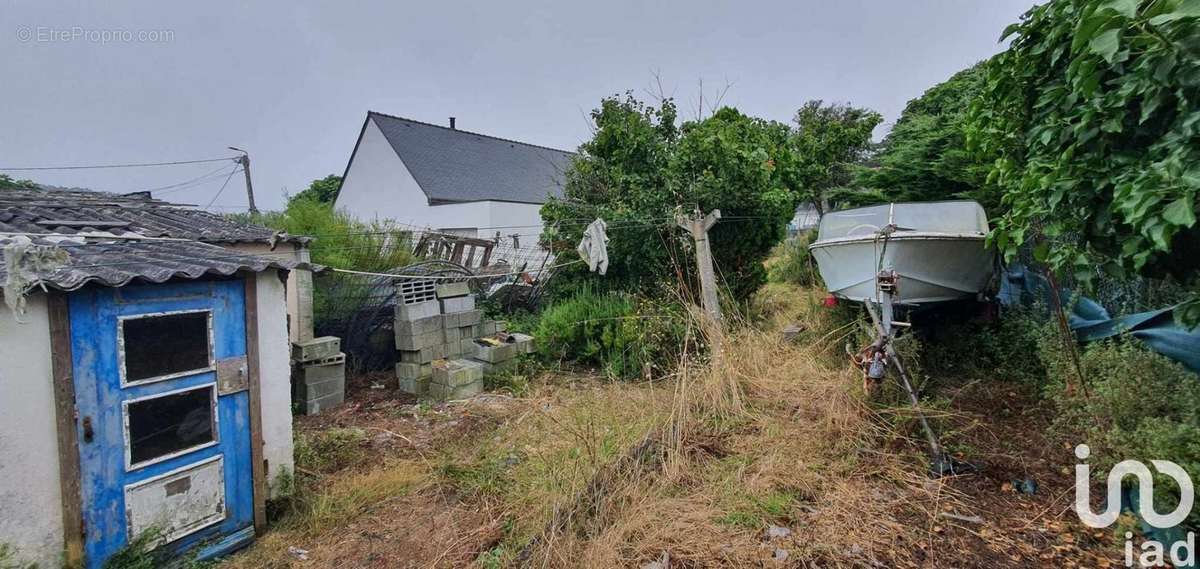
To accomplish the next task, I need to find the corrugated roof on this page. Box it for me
[0,187,308,244]
[366,112,575,205]
[0,235,306,291]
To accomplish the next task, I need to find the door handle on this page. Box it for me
[82,416,94,443]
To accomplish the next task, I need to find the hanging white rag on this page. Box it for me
[576,218,610,275]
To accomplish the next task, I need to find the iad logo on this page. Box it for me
[1074,444,1196,567]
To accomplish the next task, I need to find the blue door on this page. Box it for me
[70,279,255,568]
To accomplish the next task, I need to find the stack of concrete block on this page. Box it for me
[291,336,346,415]
[395,279,535,400]
[429,359,485,399]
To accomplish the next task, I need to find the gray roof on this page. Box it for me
[0,187,308,244]
[364,112,575,205]
[0,235,306,291]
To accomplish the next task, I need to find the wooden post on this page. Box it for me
[48,292,85,569]
[243,275,268,535]
[676,208,723,327]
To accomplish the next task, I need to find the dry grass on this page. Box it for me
[504,284,954,568]
[223,459,429,568]
[220,281,1123,567]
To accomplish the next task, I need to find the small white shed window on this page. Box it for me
[119,310,214,385]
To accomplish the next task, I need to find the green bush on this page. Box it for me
[535,288,685,379]
[245,197,415,272]
[767,230,821,287]
[1048,339,1200,523]
[917,306,1050,386]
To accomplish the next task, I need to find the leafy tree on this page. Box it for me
[790,100,882,214]
[860,63,993,207]
[968,0,1200,320]
[0,174,38,191]
[541,94,802,302]
[288,174,342,206]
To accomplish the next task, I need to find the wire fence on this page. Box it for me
[1008,235,1191,318]
[312,231,558,372]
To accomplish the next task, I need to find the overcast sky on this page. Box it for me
[1,0,1035,212]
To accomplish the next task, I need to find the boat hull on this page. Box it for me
[809,234,994,304]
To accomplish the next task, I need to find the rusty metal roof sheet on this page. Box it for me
[0,187,309,244]
[0,235,307,291]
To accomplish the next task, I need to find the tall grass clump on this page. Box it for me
[766,230,821,287]
[536,288,686,379]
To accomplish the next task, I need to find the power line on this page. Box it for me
[0,157,238,171]
[204,168,242,209]
[145,164,242,195]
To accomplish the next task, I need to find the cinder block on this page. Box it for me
[457,309,482,327]
[431,358,485,388]
[460,338,480,358]
[395,361,433,380]
[291,336,341,363]
[439,295,475,314]
[428,379,483,400]
[399,376,430,396]
[473,341,517,363]
[398,344,444,364]
[480,321,498,336]
[463,323,483,338]
[494,320,507,332]
[441,312,460,329]
[397,299,440,322]
[395,329,443,351]
[445,338,463,357]
[296,355,346,385]
[395,314,443,337]
[443,326,463,344]
[436,281,471,299]
[509,333,536,354]
[301,390,344,415]
[476,358,518,376]
[294,376,344,401]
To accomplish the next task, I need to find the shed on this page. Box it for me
[0,235,301,568]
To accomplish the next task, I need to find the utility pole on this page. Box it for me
[676,208,723,328]
[228,146,258,215]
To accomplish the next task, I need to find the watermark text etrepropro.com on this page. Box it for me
[15,26,174,44]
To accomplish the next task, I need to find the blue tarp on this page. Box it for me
[998,264,1200,373]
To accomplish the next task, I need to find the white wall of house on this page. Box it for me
[335,118,545,237]
[0,295,63,569]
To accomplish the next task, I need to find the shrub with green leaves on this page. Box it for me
[968,0,1200,321]
[535,288,685,379]
[242,197,415,273]
[541,94,804,304]
[1048,338,1200,521]
[767,230,822,287]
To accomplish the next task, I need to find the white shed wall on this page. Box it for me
[253,270,295,496]
[336,118,546,237]
[0,295,63,569]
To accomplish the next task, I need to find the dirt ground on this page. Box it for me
[906,379,1124,567]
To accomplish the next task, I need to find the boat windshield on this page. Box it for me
[817,201,988,240]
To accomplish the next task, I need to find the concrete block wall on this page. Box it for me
[395,280,534,400]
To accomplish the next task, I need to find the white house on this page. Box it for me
[335,112,575,237]
[0,189,301,568]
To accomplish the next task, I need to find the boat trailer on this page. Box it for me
[853,268,974,478]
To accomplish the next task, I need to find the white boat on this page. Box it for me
[808,200,994,305]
